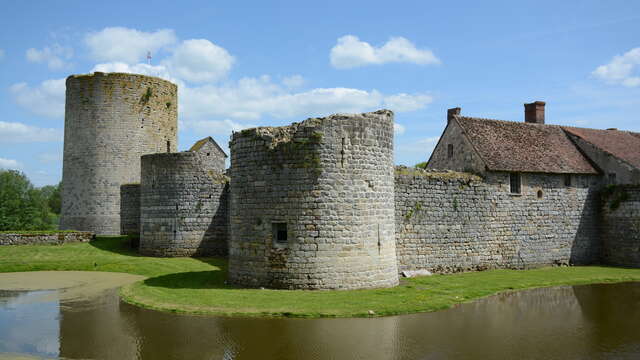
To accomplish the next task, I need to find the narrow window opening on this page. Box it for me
[609,173,617,184]
[447,144,454,159]
[166,141,171,153]
[537,190,543,199]
[340,137,346,168]
[272,223,288,245]
[509,172,521,194]
[207,152,210,156]
[564,174,572,187]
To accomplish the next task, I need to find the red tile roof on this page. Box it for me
[562,127,640,169]
[454,116,599,174]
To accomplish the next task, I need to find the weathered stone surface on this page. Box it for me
[139,152,229,257]
[601,185,640,267]
[60,72,178,235]
[394,167,602,273]
[120,184,141,236]
[228,110,399,290]
[0,232,94,246]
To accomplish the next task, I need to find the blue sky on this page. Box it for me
[1,0,639,186]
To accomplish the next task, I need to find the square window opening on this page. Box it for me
[509,172,521,194]
[609,173,617,184]
[564,174,572,187]
[272,223,288,245]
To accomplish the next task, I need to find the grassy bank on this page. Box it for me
[1,236,639,318]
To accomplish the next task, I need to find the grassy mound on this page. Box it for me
[1,236,639,318]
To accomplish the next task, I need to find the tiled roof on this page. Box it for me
[454,116,599,174]
[562,127,640,169]
[189,136,228,157]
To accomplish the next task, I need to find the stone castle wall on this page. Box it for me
[120,184,141,236]
[60,72,177,235]
[394,168,602,273]
[601,185,640,267]
[0,231,94,246]
[139,152,228,257]
[228,110,399,290]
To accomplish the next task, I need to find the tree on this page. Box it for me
[414,162,428,169]
[40,182,61,214]
[0,170,58,231]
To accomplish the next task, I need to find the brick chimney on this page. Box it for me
[447,107,461,124]
[524,101,545,124]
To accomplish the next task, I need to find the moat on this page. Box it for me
[1,273,639,360]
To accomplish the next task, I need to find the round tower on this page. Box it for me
[60,72,178,235]
[139,152,229,257]
[228,110,399,290]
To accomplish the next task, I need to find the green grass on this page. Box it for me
[1,236,639,318]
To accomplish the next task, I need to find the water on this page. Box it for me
[0,273,639,360]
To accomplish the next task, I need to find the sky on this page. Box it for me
[0,0,639,186]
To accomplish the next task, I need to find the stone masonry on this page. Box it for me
[395,167,602,273]
[601,185,640,267]
[60,72,177,235]
[0,232,94,246]
[228,110,399,289]
[139,152,229,257]
[120,184,141,236]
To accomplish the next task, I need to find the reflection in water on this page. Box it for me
[0,282,639,360]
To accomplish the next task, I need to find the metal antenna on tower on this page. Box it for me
[147,51,152,65]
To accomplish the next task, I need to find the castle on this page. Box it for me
[59,73,640,290]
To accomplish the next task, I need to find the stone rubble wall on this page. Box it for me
[140,152,229,257]
[601,185,640,267]
[394,167,602,273]
[228,110,399,290]
[0,232,94,246]
[120,184,141,236]
[60,72,178,235]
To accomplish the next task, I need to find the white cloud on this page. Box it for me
[9,78,66,119]
[185,119,256,135]
[330,35,440,69]
[26,44,73,70]
[181,75,429,121]
[0,121,63,143]
[397,137,440,157]
[85,27,177,63]
[383,93,433,112]
[92,62,174,81]
[592,47,640,87]
[394,123,406,135]
[0,158,22,170]
[162,39,234,83]
[282,74,305,89]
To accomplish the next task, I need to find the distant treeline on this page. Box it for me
[0,170,60,231]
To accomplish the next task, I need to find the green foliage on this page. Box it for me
[414,162,428,169]
[39,182,61,214]
[1,237,639,317]
[404,202,423,220]
[453,197,459,211]
[140,87,153,104]
[165,101,172,109]
[0,170,58,231]
[600,184,630,211]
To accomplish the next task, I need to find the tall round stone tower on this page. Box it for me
[228,110,399,290]
[60,72,178,235]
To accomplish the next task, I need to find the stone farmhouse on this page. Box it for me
[59,72,640,291]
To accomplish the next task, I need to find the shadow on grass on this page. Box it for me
[89,236,140,257]
[142,270,232,290]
